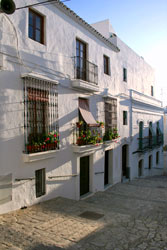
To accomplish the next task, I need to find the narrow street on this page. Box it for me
[1,175,167,250]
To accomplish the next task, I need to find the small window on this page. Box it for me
[35,168,46,197]
[149,155,152,169]
[123,111,127,125]
[29,9,44,44]
[103,55,110,75]
[123,68,127,82]
[151,86,154,96]
[156,151,159,164]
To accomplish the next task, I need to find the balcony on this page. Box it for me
[72,122,103,153]
[71,56,99,93]
[137,134,163,153]
[72,123,120,153]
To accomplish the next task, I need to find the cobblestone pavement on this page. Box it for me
[1,176,167,250]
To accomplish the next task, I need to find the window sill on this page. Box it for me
[72,144,103,154]
[71,79,99,93]
[103,139,120,149]
[22,149,58,163]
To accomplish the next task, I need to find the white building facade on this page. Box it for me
[0,0,164,214]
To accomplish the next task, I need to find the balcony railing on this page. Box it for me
[25,131,59,154]
[74,56,98,85]
[73,122,102,146]
[138,134,163,152]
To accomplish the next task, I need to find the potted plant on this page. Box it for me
[103,128,120,142]
[96,121,105,128]
[26,130,59,153]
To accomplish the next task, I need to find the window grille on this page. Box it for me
[35,168,46,197]
[23,76,59,154]
[105,98,117,131]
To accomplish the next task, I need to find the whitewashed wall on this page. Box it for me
[0,0,163,214]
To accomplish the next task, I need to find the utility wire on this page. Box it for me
[16,0,70,10]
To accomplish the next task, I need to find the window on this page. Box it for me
[105,98,117,131]
[123,111,128,125]
[151,86,154,96]
[35,169,46,197]
[23,75,59,154]
[123,68,127,82]
[103,55,110,75]
[29,9,44,44]
[76,39,87,80]
[156,151,159,164]
[149,155,152,169]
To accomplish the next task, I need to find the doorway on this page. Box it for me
[80,156,89,196]
[122,145,128,178]
[138,159,143,177]
[104,150,109,186]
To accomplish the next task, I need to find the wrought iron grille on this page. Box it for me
[73,56,98,85]
[23,76,59,154]
[138,134,163,152]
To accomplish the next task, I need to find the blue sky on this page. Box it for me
[65,0,167,105]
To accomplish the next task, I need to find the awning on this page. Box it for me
[79,98,98,126]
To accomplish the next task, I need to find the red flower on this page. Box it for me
[82,135,85,138]
[45,137,50,141]
[54,134,57,137]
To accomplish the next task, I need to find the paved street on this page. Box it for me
[1,176,167,250]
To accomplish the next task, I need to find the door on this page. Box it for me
[104,150,109,185]
[80,156,89,196]
[122,145,127,177]
[139,121,143,150]
[138,160,142,177]
[76,39,86,81]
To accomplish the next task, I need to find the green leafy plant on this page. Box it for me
[96,121,105,128]
[26,131,59,153]
[103,128,120,141]
[77,129,102,146]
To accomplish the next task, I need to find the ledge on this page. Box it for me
[103,140,120,150]
[71,79,99,93]
[72,144,102,154]
[22,150,58,163]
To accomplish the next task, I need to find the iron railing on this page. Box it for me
[138,134,163,152]
[73,122,102,146]
[73,56,98,85]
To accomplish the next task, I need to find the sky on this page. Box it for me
[65,0,167,106]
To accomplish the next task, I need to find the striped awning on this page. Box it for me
[79,98,98,126]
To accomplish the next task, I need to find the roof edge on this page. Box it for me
[55,1,120,53]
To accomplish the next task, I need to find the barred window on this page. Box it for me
[23,75,59,154]
[105,98,117,131]
[35,168,46,198]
